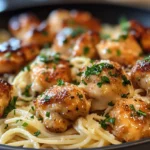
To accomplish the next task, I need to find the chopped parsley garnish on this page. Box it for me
[97,76,110,88]
[30,115,34,119]
[108,71,118,77]
[3,96,18,117]
[77,72,83,76]
[85,63,114,77]
[22,65,30,71]
[144,55,150,62]
[31,106,35,111]
[4,124,8,129]
[16,119,22,123]
[116,49,121,56]
[107,49,112,54]
[34,130,41,137]
[71,27,86,38]
[46,112,50,117]
[43,42,52,48]
[63,38,68,44]
[119,17,130,32]
[43,95,51,102]
[22,84,32,97]
[83,46,90,55]
[100,115,115,129]
[77,93,83,99]
[129,104,147,117]
[82,80,87,85]
[137,110,147,117]
[72,80,80,85]
[121,93,129,98]
[39,53,60,64]
[100,33,111,40]
[22,122,28,127]
[57,79,65,86]
[108,101,114,106]
[122,75,131,86]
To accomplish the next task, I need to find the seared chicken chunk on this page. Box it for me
[131,56,150,94]
[9,13,40,39]
[23,21,53,46]
[109,98,150,142]
[79,60,134,111]
[130,20,150,53]
[0,79,12,117]
[0,38,40,74]
[48,9,101,34]
[97,36,142,66]
[30,53,71,93]
[34,84,91,132]
[53,27,99,58]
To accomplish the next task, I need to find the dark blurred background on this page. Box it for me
[0,0,149,12]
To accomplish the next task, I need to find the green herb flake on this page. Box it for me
[129,104,136,112]
[22,65,30,71]
[57,79,65,86]
[3,96,18,117]
[107,49,112,54]
[137,110,147,117]
[122,75,131,86]
[121,93,129,98]
[108,71,118,77]
[34,130,41,137]
[71,27,86,38]
[116,49,121,56]
[22,122,28,127]
[77,93,83,99]
[43,95,51,102]
[72,80,80,85]
[4,124,8,129]
[85,63,114,77]
[22,84,32,97]
[108,101,114,106]
[82,80,87,85]
[63,38,68,44]
[46,112,50,117]
[30,115,34,119]
[77,72,83,76]
[119,17,130,32]
[83,46,90,55]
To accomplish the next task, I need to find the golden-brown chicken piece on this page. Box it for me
[30,53,71,93]
[131,56,150,94]
[48,9,101,34]
[0,79,12,117]
[109,98,150,142]
[129,20,150,53]
[52,27,99,58]
[0,38,40,74]
[79,60,134,111]
[97,36,142,66]
[34,83,91,132]
[23,21,53,46]
[9,13,40,39]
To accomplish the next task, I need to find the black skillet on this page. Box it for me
[0,1,150,150]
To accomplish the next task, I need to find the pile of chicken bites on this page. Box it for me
[0,9,150,142]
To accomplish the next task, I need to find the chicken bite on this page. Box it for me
[0,38,40,74]
[9,13,40,39]
[52,27,99,58]
[79,60,134,111]
[34,84,91,132]
[97,36,142,66]
[109,98,150,142]
[0,79,12,117]
[30,53,71,93]
[131,56,150,94]
[48,9,101,35]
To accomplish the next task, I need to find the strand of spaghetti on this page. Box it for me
[1,128,84,145]
[59,136,91,149]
